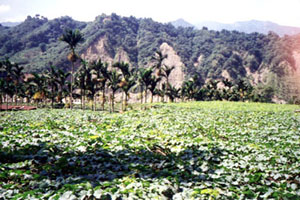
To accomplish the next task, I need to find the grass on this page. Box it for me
[0,101,299,199]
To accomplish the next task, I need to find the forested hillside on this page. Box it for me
[0,13,299,101]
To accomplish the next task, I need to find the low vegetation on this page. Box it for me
[0,102,299,199]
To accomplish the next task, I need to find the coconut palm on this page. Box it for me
[59,29,84,109]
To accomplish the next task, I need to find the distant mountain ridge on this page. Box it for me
[0,21,22,27]
[1,13,300,101]
[171,19,300,36]
[170,18,194,28]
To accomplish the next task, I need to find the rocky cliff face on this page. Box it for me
[81,36,131,65]
[159,43,185,88]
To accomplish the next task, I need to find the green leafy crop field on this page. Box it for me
[0,102,299,199]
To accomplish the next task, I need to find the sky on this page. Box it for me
[1,0,300,26]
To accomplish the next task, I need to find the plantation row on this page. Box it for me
[0,29,275,112]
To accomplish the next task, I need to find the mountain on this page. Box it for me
[171,18,194,28]
[194,20,300,36]
[0,21,22,27]
[0,14,300,101]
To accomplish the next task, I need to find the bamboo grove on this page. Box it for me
[0,29,274,112]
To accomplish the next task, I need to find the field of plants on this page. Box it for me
[0,101,299,199]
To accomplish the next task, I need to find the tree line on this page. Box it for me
[0,29,274,112]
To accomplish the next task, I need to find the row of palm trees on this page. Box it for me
[0,56,181,112]
[0,55,260,112]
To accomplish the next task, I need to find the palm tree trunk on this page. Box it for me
[140,85,143,104]
[83,89,86,110]
[70,61,74,109]
[102,87,105,111]
[94,95,96,111]
[15,91,18,106]
[6,95,8,111]
[124,93,128,111]
[145,90,147,104]
[51,86,54,109]
[112,91,115,113]
[150,92,153,103]
[81,90,83,110]
[157,83,161,102]
[121,92,124,111]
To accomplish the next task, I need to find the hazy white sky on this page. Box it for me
[0,0,300,26]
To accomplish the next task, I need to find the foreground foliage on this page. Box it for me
[0,101,299,199]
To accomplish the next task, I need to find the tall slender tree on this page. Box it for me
[31,73,48,107]
[11,63,24,105]
[113,62,136,111]
[45,66,59,108]
[148,75,161,103]
[59,29,84,109]
[75,59,91,110]
[139,67,154,103]
[107,69,121,112]
[151,50,168,102]
[56,69,70,105]
[161,65,175,102]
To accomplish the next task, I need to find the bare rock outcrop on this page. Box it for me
[81,36,114,64]
[160,42,185,88]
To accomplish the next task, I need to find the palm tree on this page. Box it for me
[22,80,36,106]
[100,63,110,111]
[165,83,181,102]
[11,63,24,105]
[140,67,154,103]
[113,62,136,111]
[152,50,168,73]
[0,60,4,104]
[31,73,48,107]
[181,78,200,101]
[161,65,175,85]
[222,79,233,100]
[45,66,59,108]
[152,50,168,102]
[1,59,14,105]
[56,69,70,106]
[59,29,84,109]
[75,59,90,110]
[161,65,175,102]
[148,75,161,103]
[107,69,121,112]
